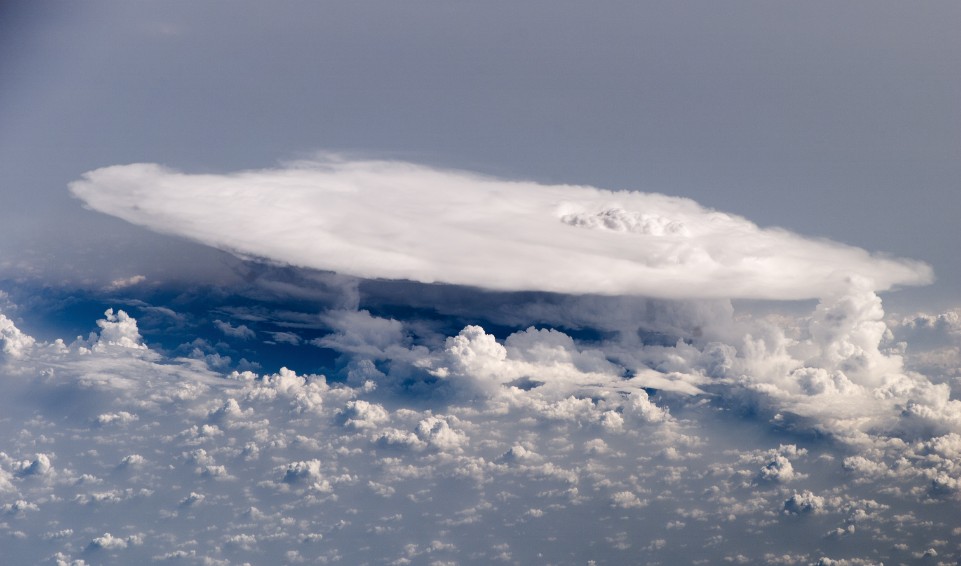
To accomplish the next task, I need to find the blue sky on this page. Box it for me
[2,2,961,564]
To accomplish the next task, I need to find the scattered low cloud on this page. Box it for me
[0,304,960,564]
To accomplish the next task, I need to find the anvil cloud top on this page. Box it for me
[70,157,931,300]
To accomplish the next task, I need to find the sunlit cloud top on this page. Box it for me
[70,158,932,300]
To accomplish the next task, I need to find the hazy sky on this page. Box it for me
[1,0,959,310]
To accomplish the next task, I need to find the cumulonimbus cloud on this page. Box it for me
[69,157,931,300]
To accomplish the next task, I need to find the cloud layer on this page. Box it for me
[3,301,961,564]
[69,158,931,300]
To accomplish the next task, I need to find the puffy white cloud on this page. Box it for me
[677,286,961,441]
[208,397,250,422]
[891,308,961,344]
[888,308,961,382]
[0,312,35,359]
[498,445,539,464]
[93,309,147,351]
[239,366,332,413]
[841,456,889,480]
[0,467,14,493]
[623,390,671,424]
[415,416,468,452]
[281,459,324,485]
[117,454,145,468]
[14,453,53,478]
[2,499,39,515]
[610,491,647,509]
[339,400,389,430]
[87,532,142,550]
[69,158,930,300]
[89,532,128,550]
[783,490,826,515]
[427,324,659,398]
[373,428,425,450]
[3,288,961,563]
[95,411,139,426]
[504,327,619,375]
[756,454,797,483]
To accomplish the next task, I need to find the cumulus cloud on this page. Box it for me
[95,411,139,426]
[87,532,142,550]
[93,309,147,351]
[757,455,795,483]
[611,491,647,509]
[427,325,638,397]
[1,312,36,358]
[784,492,829,517]
[222,287,959,444]
[2,301,961,564]
[0,230,958,566]
[14,454,53,478]
[69,158,931,300]
[888,308,961,383]
[415,415,468,452]
[338,400,389,430]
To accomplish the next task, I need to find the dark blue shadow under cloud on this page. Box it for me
[2,263,695,383]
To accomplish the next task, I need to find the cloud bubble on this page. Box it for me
[69,158,931,300]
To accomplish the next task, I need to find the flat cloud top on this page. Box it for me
[69,158,931,300]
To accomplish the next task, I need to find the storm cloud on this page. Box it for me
[70,158,931,301]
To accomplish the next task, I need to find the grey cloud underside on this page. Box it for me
[68,159,932,300]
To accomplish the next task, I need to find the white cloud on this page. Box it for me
[339,400,389,430]
[0,312,36,359]
[89,532,128,550]
[756,454,797,483]
[239,366,332,413]
[14,453,53,478]
[426,324,660,398]
[69,158,931,300]
[3,290,961,563]
[783,491,826,515]
[888,308,961,381]
[415,416,468,452]
[313,309,406,358]
[87,532,142,550]
[95,411,139,426]
[610,491,646,509]
[677,285,961,441]
[93,309,147,351]
[118,454,146,468]
[2,499,39,515]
